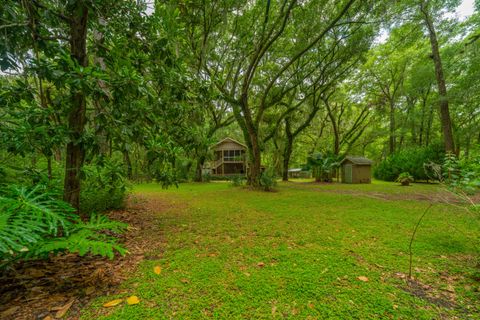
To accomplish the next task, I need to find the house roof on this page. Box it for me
[341,156,373,165]
[213,137,247,149]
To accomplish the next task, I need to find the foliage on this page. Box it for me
[259,169,277,191]
[0,184,127,266]
[230,175,245,187]
[442,153,480,194]
[307,153,341,182]
[80,159,129,214]
[374,144,445,181]
[396,172,414,186]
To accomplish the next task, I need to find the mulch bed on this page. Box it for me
[0,194,171,320]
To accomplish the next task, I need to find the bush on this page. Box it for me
[374,144,444,181]
[396,172,413,186]
[442,154,480,194]
[80,159,129,214]
[230,174,245,187]
[307,152,341,182]
[0,184,127,266]
[260,168,277,191]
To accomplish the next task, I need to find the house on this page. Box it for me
[340,156,373,184]
[207,138,247,176]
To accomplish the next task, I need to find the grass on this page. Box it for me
[82,180,480,319]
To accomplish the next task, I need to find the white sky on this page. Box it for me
[455,0,476,20]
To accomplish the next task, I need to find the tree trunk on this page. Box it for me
[47,155,52,181]
[123,149,133,179]
[282,136,293,182]
[63,3,89,211]
[420,2,455,153]
[195,155,206,182]
[389,99,396,154]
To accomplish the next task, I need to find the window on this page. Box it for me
[224,150,243,161]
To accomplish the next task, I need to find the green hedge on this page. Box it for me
[374,144,444,181]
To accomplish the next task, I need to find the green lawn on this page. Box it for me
[82,180,479,319]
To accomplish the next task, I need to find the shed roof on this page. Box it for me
[288,168,302,172]
[341,156,373,165]
[213,137,247,149]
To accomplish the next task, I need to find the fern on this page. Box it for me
[0,184,127,266]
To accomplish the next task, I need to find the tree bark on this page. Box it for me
[195,155,206,182]
[282,119,294,182]
[123,149,133,180]
[420,2,455,153]
[63,2,89,211]
[389,99,396,154]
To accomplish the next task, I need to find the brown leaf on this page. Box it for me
[85,286,95,295]
[126,296,140,305]
[357,276,369,282]
[257,262,265,268]
[180,278,190,284]
[103,299,123,307]
[1,306,20,317]
[153,266,162,275]
[55,299,74,318]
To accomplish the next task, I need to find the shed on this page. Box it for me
[340,156,373,184]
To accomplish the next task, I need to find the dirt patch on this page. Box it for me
[0,194,176,320]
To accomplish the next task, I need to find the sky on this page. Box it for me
[455,0,476,19]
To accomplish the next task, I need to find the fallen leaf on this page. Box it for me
[154,266,162,275]
[103,299,123,307]
[357,276,369,282]
[180,278,190,284]
[1,306,20,317]
[126,296,140,305]
[85,286,95,295]
[55,299,74,318]
[257,262,265,268]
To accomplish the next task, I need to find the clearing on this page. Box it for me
[81,180,479,319]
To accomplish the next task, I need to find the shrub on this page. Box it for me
[374,144,444,181]
[230,174,245,187]
[80,159,129,214]
[307,152,341,182]
[442,154,480,194]
[396,172,414,186]
[259,168,277,191]
[0,184,127,266]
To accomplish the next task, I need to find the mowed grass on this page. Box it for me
[82,180,480,319]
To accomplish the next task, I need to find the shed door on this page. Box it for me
[344,164,353,183]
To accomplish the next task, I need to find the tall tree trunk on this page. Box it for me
[63,2,89,211]
[123,149,133,179]
[389,100,396,154]
[420,2,455,153]
[282,120,294,182]
[195,155,206,182]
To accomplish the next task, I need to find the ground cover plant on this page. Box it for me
[79,181,479,319]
